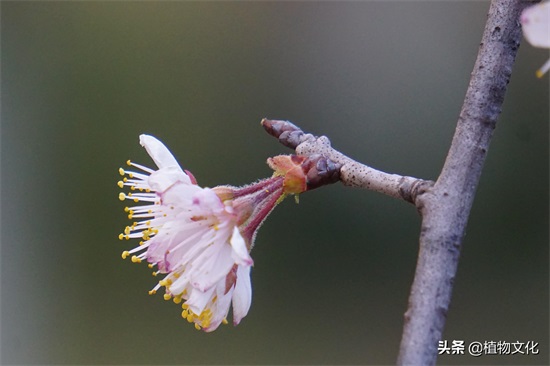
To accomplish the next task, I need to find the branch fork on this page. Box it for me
[262,118,433,204]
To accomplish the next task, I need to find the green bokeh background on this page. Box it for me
[1,1,548,365]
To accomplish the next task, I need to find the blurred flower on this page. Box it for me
[118,134,339,331]
[521,1,550,77]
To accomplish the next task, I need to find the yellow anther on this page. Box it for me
[128,213,133,220]
[173,296,182,304]
[124,226,131,235]
[119,168,125,176]
[118,193,126,201]
[194,323,201,330]
[131,255,142,263]
[118,233,124,240]
[159,279,171,287]
[152,271,158,277]
[121,251,130,259]
[163,293,171,301]
[148,290,156,295]
[117,181,124,188]
[128,173,134,178]
[182,303,189,310]
[213,225,219,231]
[123,177,128,182]
[212,296,217,303]
[146,188,151,193]
[182,309,188,318]
[186,314,194,323]
[130,186,136,191]
[148,263,154,269]
[126,160,132,166]
[222,318,228,325]
[133,198,139,203]
[124,207,130,212]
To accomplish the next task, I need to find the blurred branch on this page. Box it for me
[263,0,529,364]
[261,118,433,203]
[398,0,531,364]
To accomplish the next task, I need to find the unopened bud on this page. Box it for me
[261,119,304,149]
[301,154,341,190]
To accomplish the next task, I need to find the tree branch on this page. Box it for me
[261,118,433,203]
[262,0,530,364]
[397,1,531,364]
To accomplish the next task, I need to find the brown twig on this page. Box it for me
[262,118,433,204]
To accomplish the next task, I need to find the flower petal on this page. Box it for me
[189,239,236,292]
[139,134,184,170]
[521,2,550,48]
[232,265,252,325]
[203,286,233,332]
[191,188,226,215]
[186,286,216,315]
[148,166,191,193]
[230,226,254,266]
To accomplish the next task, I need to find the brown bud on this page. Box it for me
[261,119,304,149]
[301,154,341,190]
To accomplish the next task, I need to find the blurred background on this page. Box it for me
[1,2,548,365]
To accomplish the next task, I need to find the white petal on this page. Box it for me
[521,2,550,48]
[190,240,235,292]
[203,287,233,332]
[139,134,184,170]
[191,188,226,215]
[148,166,191,193]
[232,265,252,325]
[186,286,216,315]
[230,227,253,266]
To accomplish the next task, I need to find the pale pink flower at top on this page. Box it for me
[521,1,550,77]
[117,134,339,332]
